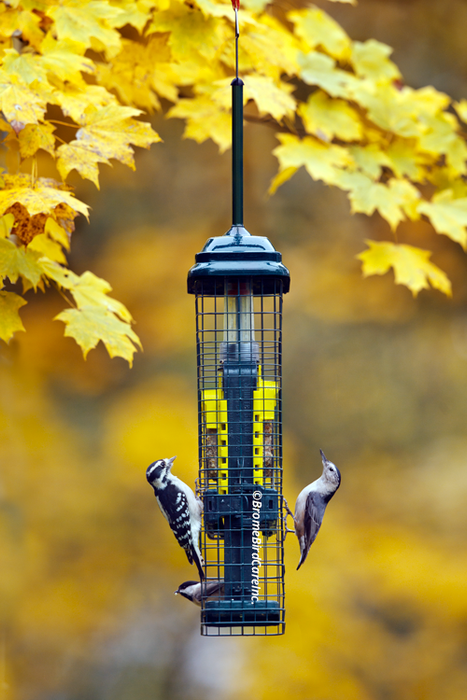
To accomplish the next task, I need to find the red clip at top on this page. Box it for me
[231,0,240,9]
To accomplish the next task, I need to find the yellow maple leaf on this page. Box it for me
[57,142,110,188]
[297,51,355,98]
[299,90,362,142]
[453,99,467,124]
[289,7,351,60]
[56,84,117,123]
[349,82,420,138]
[0,213,14,238]
[418,189,467,248]
[18,123,56,159]
[348,144,390,179]
[11,9,44,51]
[351,83,451,143]
[39,35,96,85]
[149,4,225,64]
[244,75,296,121]
[0,174,89,219]
[2,48,49,86]
[350,40,401,82]
[95,39,161,112]
[28,233,67,265]
[168,96,231,152]
[0,71,46,127]
[46,1,123,59]
[336,171,420,229]
[268,166,298,195]
[0,7,19,39]
[272,132,353,187]
[241,0,269,10]
[151,61,180,103]
[75,105,161,169]
[384,137,428,181]
[240,16,300,79]
[0,237,43,290]
[55,306,141,366]
[193,0,238,20]
[357,240,452,296]
[45,217,70,251]
[39,258,134,323]
[112,0,155,32]
[0,290,26,343]
[417,112,467,175]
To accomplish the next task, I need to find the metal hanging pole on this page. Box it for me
[231,5,243,227]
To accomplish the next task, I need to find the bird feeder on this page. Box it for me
[187,12,290,635]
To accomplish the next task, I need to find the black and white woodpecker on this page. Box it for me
[175,579,225,606]
[146,456,205,580]
[285,449,341,570]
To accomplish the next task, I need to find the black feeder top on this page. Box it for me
[187,225,290,296]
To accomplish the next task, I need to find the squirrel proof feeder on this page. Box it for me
[187,13,290,635]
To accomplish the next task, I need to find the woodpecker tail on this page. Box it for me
[191,544,205,580]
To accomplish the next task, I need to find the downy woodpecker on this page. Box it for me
[146,456,204,580]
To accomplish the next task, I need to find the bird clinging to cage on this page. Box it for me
[285,449,341,570]
[146,456,205,580]
[175,579,225,606]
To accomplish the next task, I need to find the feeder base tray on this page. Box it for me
[202,600,282,626]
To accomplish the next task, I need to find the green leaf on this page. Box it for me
[0,290,26,343]
[357,240,452,296]
[55,305,142,366]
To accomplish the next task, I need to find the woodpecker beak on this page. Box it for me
[174,590,178,595]
[167,456,176,469]
[319,449,327,464]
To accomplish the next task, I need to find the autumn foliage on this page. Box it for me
[1,0,467,366]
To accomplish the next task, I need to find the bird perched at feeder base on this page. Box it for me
[175,579,225,606]
[146,456,205,580]
[284,449,341,570]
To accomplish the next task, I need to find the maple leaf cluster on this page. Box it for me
[1,0,466,363]
[0,0,161,364]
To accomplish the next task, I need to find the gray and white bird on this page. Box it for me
[146,456,204,580]
[285,449,341,570]
[175,579,225,606]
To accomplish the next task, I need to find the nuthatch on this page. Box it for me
[285,449,341,570]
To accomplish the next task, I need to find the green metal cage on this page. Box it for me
[188,225,290,636]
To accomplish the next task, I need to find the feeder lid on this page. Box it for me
[187,225,290,294]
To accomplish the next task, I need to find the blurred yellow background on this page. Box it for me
[2,1,467,698]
